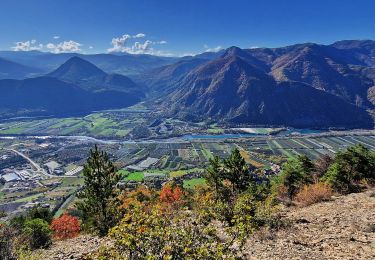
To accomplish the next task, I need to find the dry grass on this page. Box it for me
[295,183,332,207]
[238,149,264,168]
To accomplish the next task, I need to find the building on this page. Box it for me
[1,172,21,182]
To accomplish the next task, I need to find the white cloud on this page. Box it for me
[89,46,94,49]
[11,40,43,51]
[46,40,82,53]
[107,34,132,52]
[53,35,60,39]
[204,45,223,52]
[107,33,168,55]
[133,33,146,38]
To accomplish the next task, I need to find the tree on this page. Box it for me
[76,145,121,236]
[323,144,375,193]
[313,154,333,181]
[50,214,80,240]
[223,149,254,193]
[9,207,53,234]
[278,155,314,200]
[27,207,53,224]
[204,156,224,196]
[23,219,51,249]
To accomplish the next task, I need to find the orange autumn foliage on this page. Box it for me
[50,214,80,240]
[295,183,333,207]
[160,184,183,204]
[119,186,154,210]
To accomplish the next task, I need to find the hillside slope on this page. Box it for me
[36,189,375,259]
[0,57,41,79]
[161,54,373,128]
[245,189,375,259]
[152,40,375,128]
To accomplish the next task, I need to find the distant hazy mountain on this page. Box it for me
[136,58,210,96]
[0,57,41,79]
[0,51,178,76]
[156,40,375,128]
[0,57,145,118]
[47,56,142,94]
[0,77,142,119]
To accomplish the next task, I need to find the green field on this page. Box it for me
[183,178,206,189]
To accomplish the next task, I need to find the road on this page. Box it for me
[6,148,55,178]
[5,148,77,179]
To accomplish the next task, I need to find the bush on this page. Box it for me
[322,144,375,193]
[9,215,27,231]
[275,155,314,201]
[295,183,332,207]
[160,184,183,204]
[92,207,239,259]
[50,214,80,240]
[0,224,17,260]
[23,219,51,249]
[27,207,53,224]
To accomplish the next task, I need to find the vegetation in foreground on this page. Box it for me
[0,144,374,259]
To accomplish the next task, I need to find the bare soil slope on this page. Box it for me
[245,189,375,260]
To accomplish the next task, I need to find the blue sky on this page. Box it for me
[1,0,375,56]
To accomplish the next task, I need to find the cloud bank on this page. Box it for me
[46,40,82,53]
[11,40,43,51]
[107,33,168,55]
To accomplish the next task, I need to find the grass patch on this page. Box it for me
[183,178,206,189]
[125,172,144,182]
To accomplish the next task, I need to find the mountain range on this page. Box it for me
[0,51,178,77]
[0,40,375,128]
[0,57,144,119]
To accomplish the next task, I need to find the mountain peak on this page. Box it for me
[222,46,247,57]
[331,39,375,49]
[47,56,107,81]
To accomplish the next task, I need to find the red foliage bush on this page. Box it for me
[160,184,183,204]
[50,214,80,240]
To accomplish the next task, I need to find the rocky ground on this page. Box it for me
[245,189,375,260]
[36,235,110,259]
[37,189,374,259]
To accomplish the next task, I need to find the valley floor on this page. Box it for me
[35,188,375,259]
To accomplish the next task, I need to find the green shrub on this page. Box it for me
[92,208,238,259]
[23,219,51,249]
[322,144,375,193]
[275,155,314,200]
[27,207,53,224]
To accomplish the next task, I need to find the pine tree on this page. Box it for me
[224,149,253,193]
[279,155,314,200]
[77,145,121,236]
[205,156,224,196]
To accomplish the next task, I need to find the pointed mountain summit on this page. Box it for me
[48,56,142,94]
[47,56,107,82]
